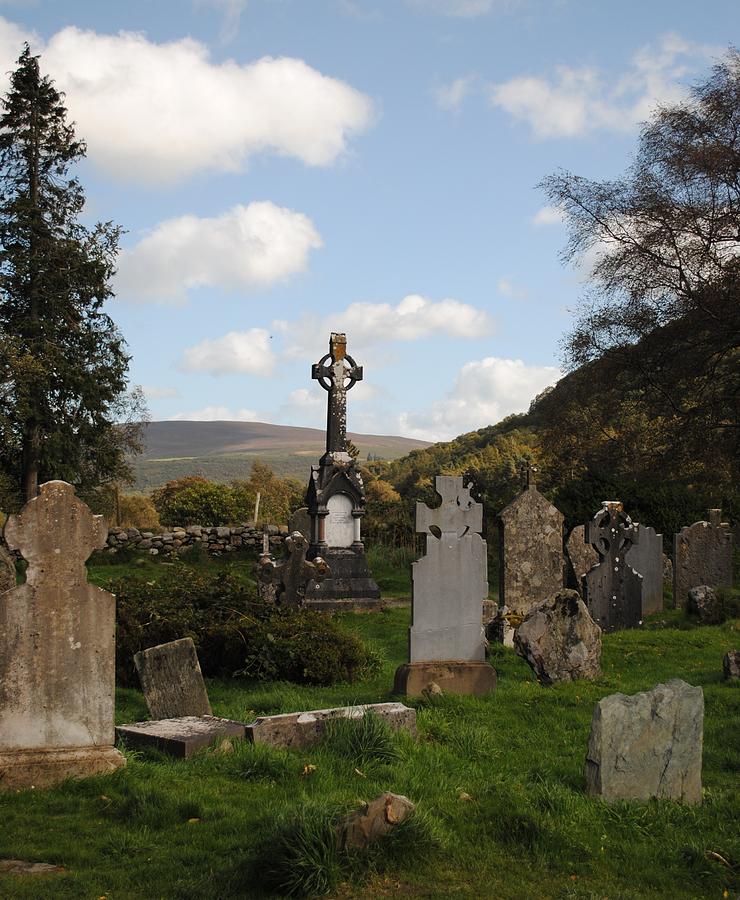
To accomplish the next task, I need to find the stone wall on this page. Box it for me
[106,523,287,556]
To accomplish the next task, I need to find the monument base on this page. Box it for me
[0,745,126,790]
[116,716,246,758]
[393,661,497,697]
[305,547,381,609]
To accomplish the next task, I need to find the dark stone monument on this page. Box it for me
[134,637,212,719]
[626,524,664,616]
[257,531,330,607]
[303,333,380,609]
[583,501,643,633]
[673,509,732,609]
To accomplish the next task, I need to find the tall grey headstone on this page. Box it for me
[585,679,703,804]
[626,525,664,616]
[673,509,732,609]
[394,476,496,696]
[565,525,599,590]
[583,501,642,633]
[498,466,564,618]
[134,637,212,720]
[0,481,125,789]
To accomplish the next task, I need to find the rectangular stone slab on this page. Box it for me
[134,637,212,719]
[116,716,245,758]
[246,702,416,750]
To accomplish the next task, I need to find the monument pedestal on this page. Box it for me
[0,746,125,790]
[393,661,497,697]
[305,547,380,610]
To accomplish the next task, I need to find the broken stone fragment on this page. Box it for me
[337,792,415,850]
[723,650,740,680]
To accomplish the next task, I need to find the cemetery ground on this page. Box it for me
[1,553,738,899]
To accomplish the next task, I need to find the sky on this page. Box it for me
[0,0,736,442]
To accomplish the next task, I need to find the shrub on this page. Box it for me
[118,493,160,530]
[109,565,380,687]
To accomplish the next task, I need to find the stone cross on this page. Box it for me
[312,332,363,459]
[0,481,125,789]
[415,476,482,539]
[257,531,330,608]
[583,501,642,632]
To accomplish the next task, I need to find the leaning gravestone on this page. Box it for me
[0,481,125,789]
[583,501,642,633]
[514,589,601,684]
[673,509,732,609]
[134,637,212,719]
[0,541,16,594]
[257,531,330,607]
[585,679,703,804]
[565,525,599,591]
[497,465,564,620]
[626,524,664,616]
[394,475,496,696]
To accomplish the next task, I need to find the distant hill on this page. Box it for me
[131,420,430,490]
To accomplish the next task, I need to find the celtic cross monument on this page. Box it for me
[303,333,380,609]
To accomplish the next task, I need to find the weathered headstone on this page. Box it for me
[514,589,601,684]
[134,637,212,719]
[394,475,496,696]
[687,585,724,625]
[497,465,564,619]
[257,531,330,608]
[0,481,125,789]
[246,702,416,750]
[626,524,664,616]
[723,650,740,680]
[565,525,599,591]
[584,679,703,804]
[288,507,311,542]
[304,333,381,609]
[116,716,246,758]
[673,509,732,609]
[583,501,642,633]
[0,541,16,594]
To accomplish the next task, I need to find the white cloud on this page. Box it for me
[170,405,258,421]
[489,33,718,138]
[142,385,179,399]
[0,20,374,183]
[497,277,528,299]
[116,202,322,304]
[398,356,560,441]
[435,76,474,112]
[532,205,564,226]
[408,0,498,17]
[180,328,276,376]
[279,294,494,358]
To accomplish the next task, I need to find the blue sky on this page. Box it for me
[2,0,737,440]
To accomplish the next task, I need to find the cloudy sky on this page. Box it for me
[3,1,736,441]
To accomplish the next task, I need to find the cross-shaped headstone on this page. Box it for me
[583,500,642,632]
[416,475,482,539]
[312,332,363,458]
[257,531,331,608]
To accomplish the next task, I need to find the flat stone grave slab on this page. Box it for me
[116,716,245,758]
[134,637,212,719]
[246,702,416,750]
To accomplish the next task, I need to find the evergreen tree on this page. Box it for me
[0,46,141,505]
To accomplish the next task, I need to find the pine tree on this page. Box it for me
[0,46,140,505]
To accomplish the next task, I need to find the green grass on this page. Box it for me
[1,597,738,897]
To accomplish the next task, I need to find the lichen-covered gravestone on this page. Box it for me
[625,524,664,616]
[585,679,703,804]
[257,531,330,608]
[673,509,732,609]
[583,501,642,633]
[394,475,496,696]
[497,466,564,619]
[0,481,125,789]
[134,637,212,719]
[565,525,599,591]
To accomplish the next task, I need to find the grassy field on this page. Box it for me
[0,556,738,899]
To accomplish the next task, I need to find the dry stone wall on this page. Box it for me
[106,523,287,556]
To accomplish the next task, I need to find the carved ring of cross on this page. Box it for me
[312,352,362,392]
